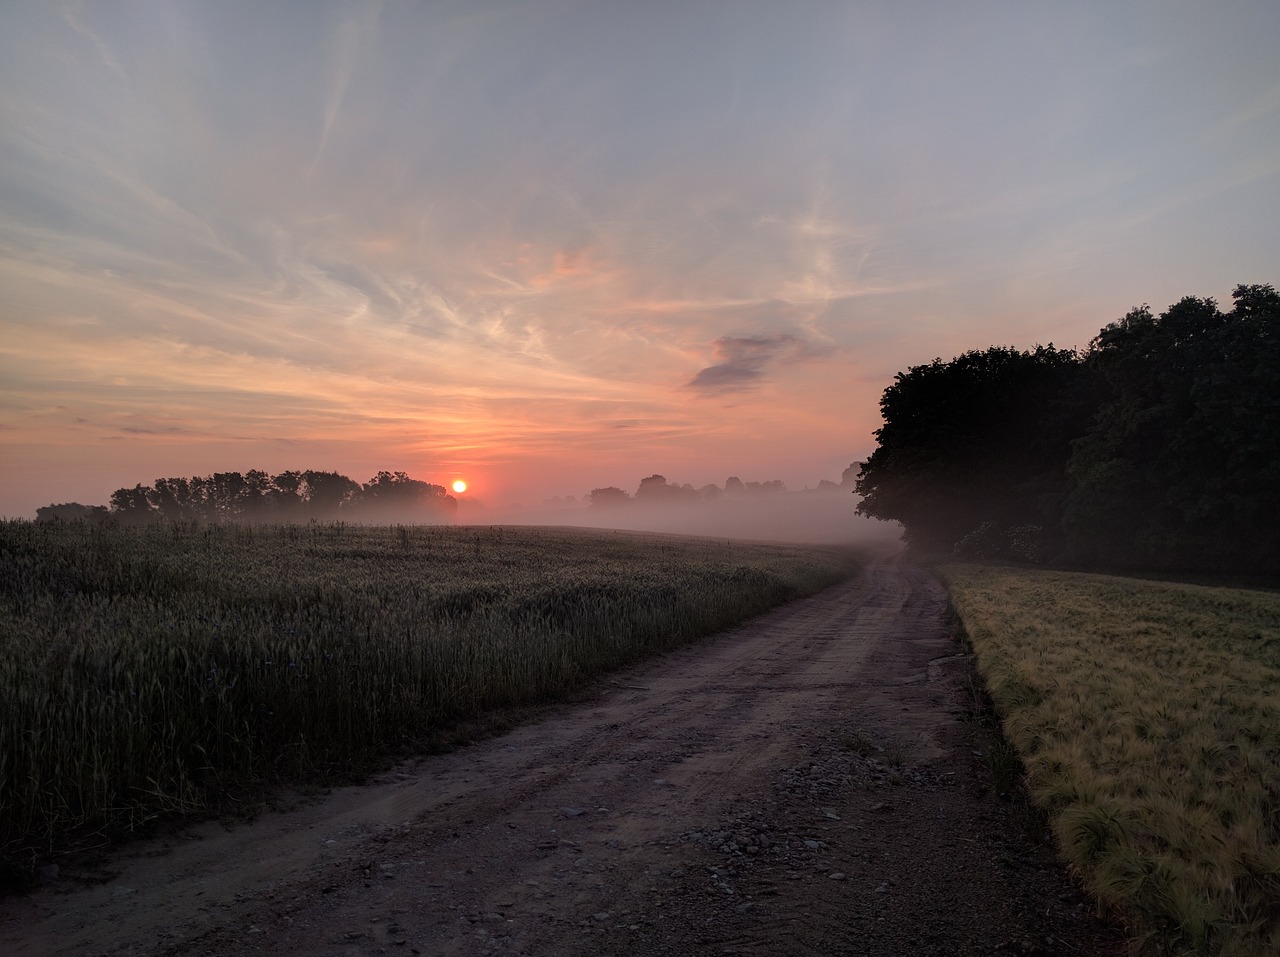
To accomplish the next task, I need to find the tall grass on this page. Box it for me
[942,564,1280,957]
[0,520,858,876]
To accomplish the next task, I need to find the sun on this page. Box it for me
[452,479,467,494]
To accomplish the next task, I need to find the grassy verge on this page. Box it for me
[941,563,1280,957]
[0,520,860,881]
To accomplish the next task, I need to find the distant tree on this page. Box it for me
[147,477,187,521]
[745,480,787,494]
[840,463,860,487]
[207,472,250,520]
[298,470,362,517]
[355,471,456,521]
[699,483,723,500]
[818,479,840,490]
[101,468,470,525]
[187,475,213,517]
[723,476,746,496]
[36,503,109,523]
[634,474,700,505]
[241,469,274,518]
[588,487,630,508]
[635,474,671,502]
[270,470,306,518]
[109,484,156,524]
[108,469,365,524]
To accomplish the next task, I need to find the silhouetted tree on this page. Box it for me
[298,470,361,517]
[855,282,1279,573]
[270,470,306,518]
[855,344,1093,552]
[208,472,250,519]
[1065,284,1280,570]
[36,503,109,523]
[588,487,630,508]
[634,475,700,505]
[148,477,198,521]
[635,474,670,502]
[354,471,456,521]
[107,469,364,523]
[109,484,156,524]
[241,469,274,518]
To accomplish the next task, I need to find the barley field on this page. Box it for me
[0,520,859,878]
[942,564,1280,957]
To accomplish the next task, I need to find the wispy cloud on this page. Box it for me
[0,1,1276,516]
[58,2,126,80]
[313,4,381,169]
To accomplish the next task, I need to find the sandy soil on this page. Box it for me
[1,560,1124,956]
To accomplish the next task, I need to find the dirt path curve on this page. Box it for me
[2,559,1122,957]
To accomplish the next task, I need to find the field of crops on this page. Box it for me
[943,564,1280,957]
[0,520,859,879]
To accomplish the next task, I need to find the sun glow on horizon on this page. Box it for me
[0,4,1274,522]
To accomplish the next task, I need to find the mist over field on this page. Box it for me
[52,468,901,547]
[462,487,901,546]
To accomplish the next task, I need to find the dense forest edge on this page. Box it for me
[853,283,1279,577]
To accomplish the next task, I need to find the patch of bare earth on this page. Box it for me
[1,561,1124,957]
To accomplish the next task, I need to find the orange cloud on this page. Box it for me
[524,246,619,291]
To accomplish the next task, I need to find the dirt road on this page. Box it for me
[2,560,1122,956]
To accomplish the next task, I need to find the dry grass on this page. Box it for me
[942,564,1280,957]
[0,520,859,879]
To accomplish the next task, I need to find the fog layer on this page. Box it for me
[462,488,901,546]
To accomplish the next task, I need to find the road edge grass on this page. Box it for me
[939,563,1280,957]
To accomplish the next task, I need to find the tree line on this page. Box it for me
[37,470,457,524]
[854,283,1279,574]
[587,474,796,509]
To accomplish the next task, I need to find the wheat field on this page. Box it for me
[943,564,1280,957]
[0,520,858,879]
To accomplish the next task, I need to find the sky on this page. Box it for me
[2,1,1278,519]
